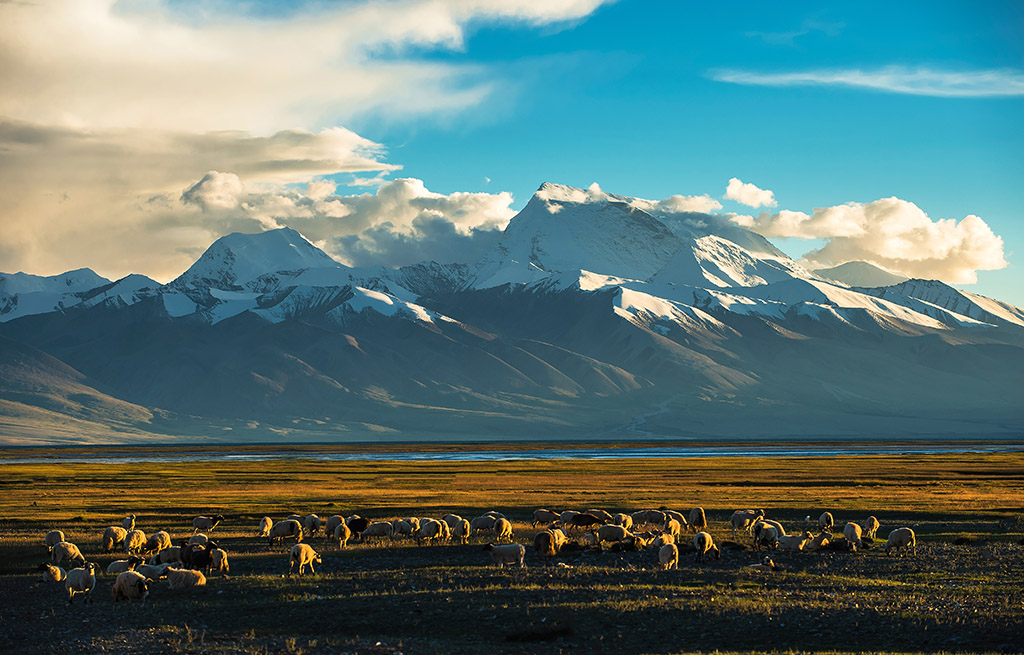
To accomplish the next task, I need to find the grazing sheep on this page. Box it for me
[51,541,85,568]
[648,532,674,550]
[64,563,98,604]
[532,509,559,526]
[166,567,206,589]
[807,532,831,551]
[658,543,679,570]
[392,519,415,538]
[412,519,446,545]
[753,519,786,539]
[843,522,864,551]
[122,514,136,532]
[818,512,835,532]
[146,531,172,554]
[258,516,273,537]
[441,514,463,529]
[192,515,225,533]
[286,513,303,522]
[346,516,370,538]
[694,531,720,564]
[534,530,559,559]
[550,528,568,552]
[663,510,687,527]
[860,516,881,539]
[493,517,514,543]
[638,510,666,527]
[289,544,322,575]
[754,525,779,551]
[664,519,683,539]
[135,563,170,581]
[324,515,344,539]
[102,526,128,553]
[731,509,765,535]
[44,530,65,552]
[595,524,633,543]
[885,528,916,557]
[38,562,67,583]
[630,510,649,527]
[333,522,352,548]
[471,514,498,533]
[777,531,815,551]
[586,509,614,523]
[188,534,208,546]
[303,514,322,536]
[106,556,144,575]
[611,513,633,530]
[149,546,181,565]
[182,542,217,572]
[485,511,507,520]
[569,513,603,532]
[124,530,146,554]
[483,543,525,568]
[453,519,471,545]
[580,532,600,547]
[268,520,304,548]
[112,570,149,602]
[361,521,394,542]
[688,508,707,533]
[209,548,230,575]
[558,510,580,528]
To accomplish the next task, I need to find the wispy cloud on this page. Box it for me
[745,19,843,46]
[710,66,1024,97]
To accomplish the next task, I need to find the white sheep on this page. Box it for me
[471,514,498,533]
[595,524,633,543]
[64,562,98,604]
[663,509,687,527]
[585,509,614,523]
[122,514,136,532]
[258,516,273,537]
[111,570,149,602]
[44,530,65,552]
[324,515,344,538]
[754,525,779,551]
[664,519,683,540]
[745,556,777,572]
[51,541,85,568]
[483,543,525,568]
[493,517,513,543]
[393,519,417,538]
[642,510,667,526]
[102,526,128,552]
[658,543,679,570]
[485,511,507,520]
[303,514,322,536]
[188,534,208,546]
[453,519,471,545]
[688,508,707,533]
[124,529,146,554]
[145,531,172,554]
[166,567,206,589]
[192,515,224,533]
[268,520,304,547]
[611,513,633,530]
[807,532,831,551]
[106,556,145,575]
[38,562,66,583]
[289,543,322,575]
[411,519,446,545]
[558,510,580,528]
[135,563,170,581]
[334,522,352,548]
[885,528,916,557]
[694,531,720,564]
[730,509,765,535]
[843,522,864,551]
[361,521,394,542]
[532,509,559,526]
[648,532,675,550]
[818,512,835,532]
[149,546,181,565]
[860,516,881,539]
[777,531,815,551]
[209,548,230,575]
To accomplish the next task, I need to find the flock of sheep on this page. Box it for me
[37,506,918,604]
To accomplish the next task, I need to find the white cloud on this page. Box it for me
[181,171,245,211]
[725,178,776,208]
[655,194,723,214]
[710,66,1024,98]
[736,197,1007,283]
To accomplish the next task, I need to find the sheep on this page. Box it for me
[819,512,835,532]
[346,516,370,538]
[843,522,864,551]
[51,541,85,568]
[595,524,633,543]
[102,526,128,552]
[136,563,170,581]
[412,519,446,545]
[558,510,580,528]
[146,531,172,554]
[361,521,394,542]
[112,570,149,602]
[192,515,225,533]
[493,517,513,543]
[393,519,417,538]
[807,532,831,551]
[471,514,498,533]
[860,516,882,539]
[630,510,649,527]
[258,516,273,537]
[638,510,667,527]
[286,513,303,522]
[483,543,525,568]
[187,534,208,546]
[268,520,304,548]
[453,519,471,545]
[323,515,344,539]
[124,529,147,554]
[323,521,347,550]
[106,556,145,575]
[885,528,916,557]
[209,548,230,575]
[149,546,181,565]
[44,530,65,552]
[38,562,67,583]
[441,514,463,529]
[534,530,559,559]
[688,508,707,533]
[64,562,98,604]
[289,543,322,575]
[731,509,765,535]
[569,513,603,532]
[611,513,633,530]
[581,532,600,547]
[658,543,679,570]
[166,567,206,589]
[485,511,507,520]
[182,542,216,572]
[303,514,322,536]
[664,519,683,540]
[585,509,614,523]
[754,525,779,551]
[122,514,136,532]
[752,519,786,539]
[532,509,559,526]
[745,556,777,572]
[694,531,720,564]
[664,510,688,527]
[777,531,815,551]
[649,532,674,549]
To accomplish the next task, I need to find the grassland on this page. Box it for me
[1,447,1023,654]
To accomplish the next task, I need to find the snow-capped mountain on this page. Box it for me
[1,183,1021,444]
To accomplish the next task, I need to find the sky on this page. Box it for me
[1,0,1022,304]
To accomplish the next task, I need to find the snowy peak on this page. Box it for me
[815,261,909,288]
[171,227,341,292]
[860,279,1024,328]
[0,268,109,296]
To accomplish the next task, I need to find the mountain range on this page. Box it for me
[1,182,1022,445]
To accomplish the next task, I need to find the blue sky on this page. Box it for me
[1,0,1021,304]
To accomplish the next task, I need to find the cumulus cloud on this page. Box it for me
[655,194,723,214]
[725,178,776,208]
[181,172,245,211]
[736,197,1007,283]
